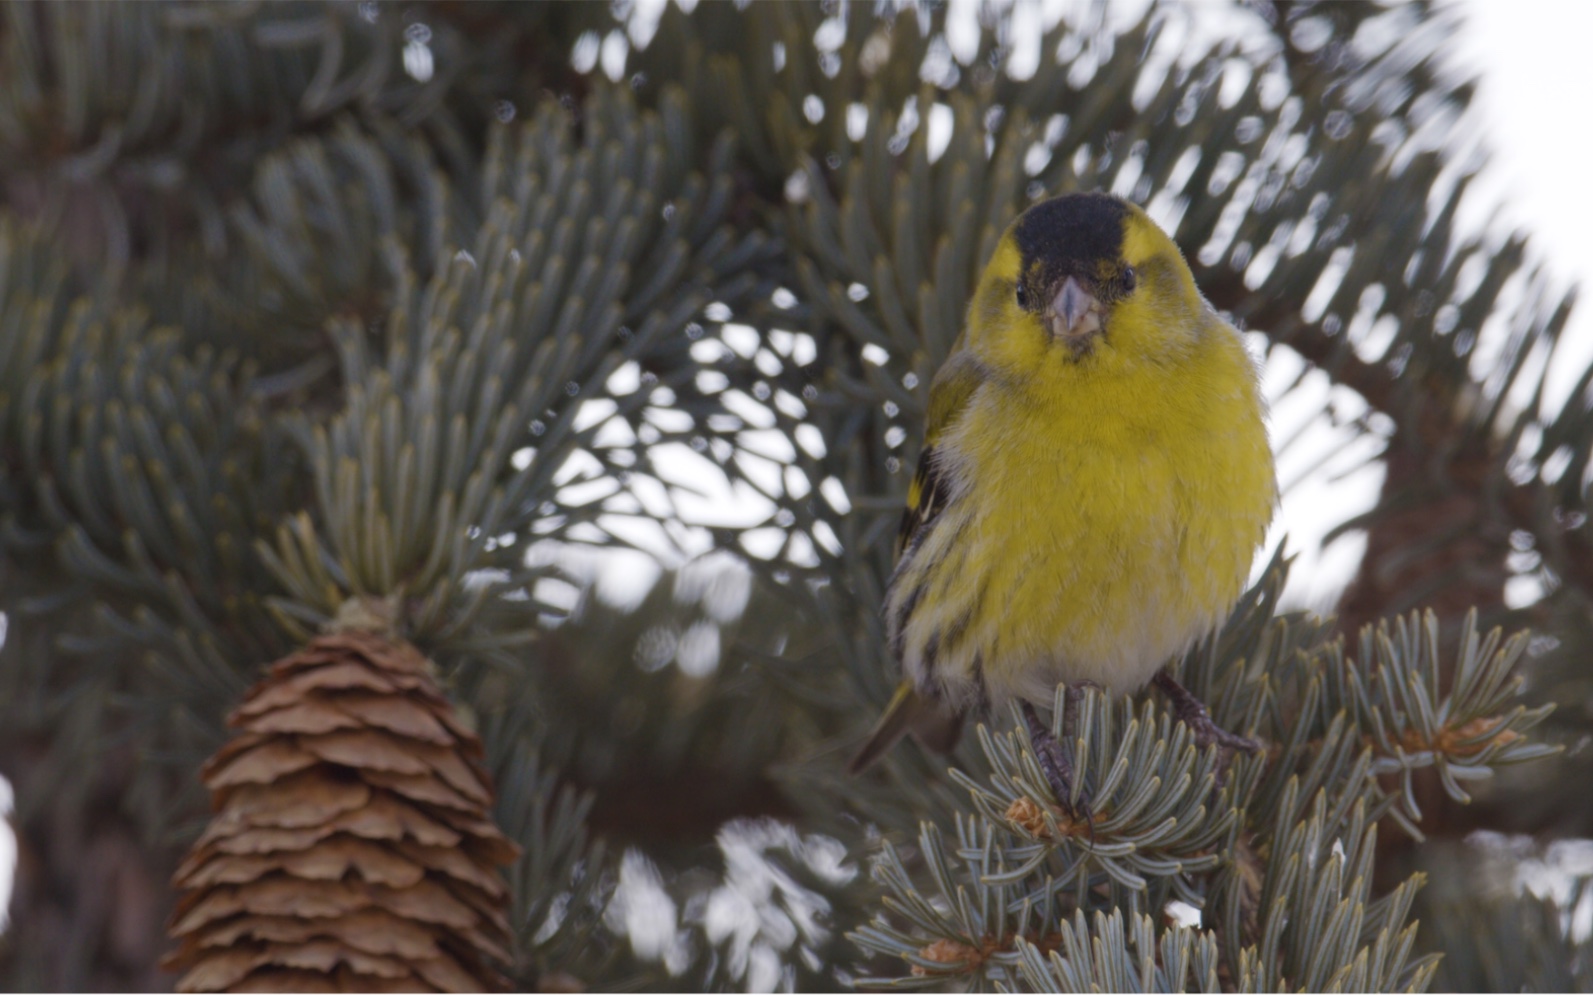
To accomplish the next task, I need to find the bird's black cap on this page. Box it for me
[1012,192,1129,272]
[1010,192,1134,316]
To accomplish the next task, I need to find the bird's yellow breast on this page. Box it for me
[888,319,1274,706]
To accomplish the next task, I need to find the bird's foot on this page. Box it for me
[1021,701,1091,824]
[1062,680,1098,739]
[1152,671,1261,754]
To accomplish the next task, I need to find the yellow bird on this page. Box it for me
[850,192,1277,806]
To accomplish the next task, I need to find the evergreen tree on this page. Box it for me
[0,1,1587,990]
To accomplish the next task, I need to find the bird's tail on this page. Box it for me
[848,681,962,774]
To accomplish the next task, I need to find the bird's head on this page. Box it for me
[968,192,1206,374]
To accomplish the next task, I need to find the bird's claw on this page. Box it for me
[1022,701,1091,823]
[1186,714,1263,754]
[1153,671,1262,756]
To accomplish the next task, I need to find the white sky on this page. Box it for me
[0,774,12,935]
[1455,0,1593,408]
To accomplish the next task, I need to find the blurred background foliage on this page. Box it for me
[0,0,1590,990]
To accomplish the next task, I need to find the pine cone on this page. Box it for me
[164,631,520,992]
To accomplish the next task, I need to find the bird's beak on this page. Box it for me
[1047,276,1102,342]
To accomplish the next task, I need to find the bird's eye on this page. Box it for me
[1015,284,1029,309]
[1122,266,1138,292]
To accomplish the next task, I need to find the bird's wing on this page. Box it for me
[895,348,983,559]
[858,349,983,774]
